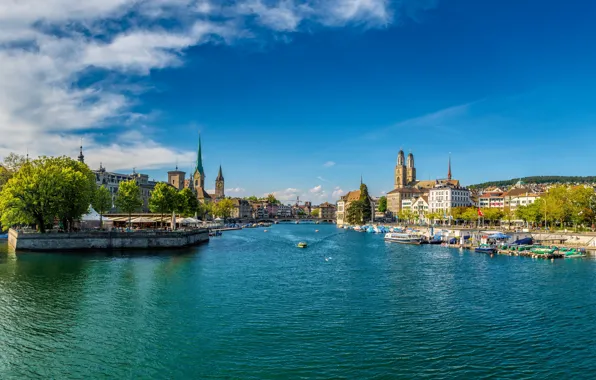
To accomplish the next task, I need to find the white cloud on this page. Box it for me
[323,161,336,168]
[332,187,345,199]
[226,187,246,193]
[269,187,300,201]
[310,185,323,193]
[0,0,438,171]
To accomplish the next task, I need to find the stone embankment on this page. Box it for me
[8,228,209,252]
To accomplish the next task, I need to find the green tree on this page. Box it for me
[244,196,259,202]
[378,196,387,213]
[346,200,364,225]
[0,156,95,232]
[179,188,199,217]
[359,183,372,222]
[92,185,112,228]
[115,179,143,227]
[149,183,177,227]
[56,157,97,231]
[266,194,279,205]
[311,209,320,218]
[462,208,479,226]
[214,198,235,221]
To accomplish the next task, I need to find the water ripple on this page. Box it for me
[1,226,596,379]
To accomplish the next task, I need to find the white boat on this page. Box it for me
[384,233,423,245]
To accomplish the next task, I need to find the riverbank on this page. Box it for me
[8,228,209,252]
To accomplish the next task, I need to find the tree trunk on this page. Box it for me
[100,213,103,229]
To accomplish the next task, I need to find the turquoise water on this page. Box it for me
[1,224,596,379]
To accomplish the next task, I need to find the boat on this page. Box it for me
[561,248,586,258]
[297,242,307,248]
[384,233,423,245]
[475,244,497,254]
[531,246,556,255]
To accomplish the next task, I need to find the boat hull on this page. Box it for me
[475,248,497,254]
[384,238,423,244]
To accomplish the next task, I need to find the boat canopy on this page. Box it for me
[488,232,510,239]
[512,237,533,245]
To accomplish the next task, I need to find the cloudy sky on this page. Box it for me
[1,0,595,203]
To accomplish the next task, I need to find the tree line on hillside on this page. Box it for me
[0,154,236,233]
[469,176,596,189]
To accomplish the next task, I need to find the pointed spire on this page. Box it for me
[196,134,204,175]
[447,153,452,180]
[216,164,224,181]
[360,174,363,185]
[78,138,85,164]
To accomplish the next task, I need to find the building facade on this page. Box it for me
[276,204,293,217]
[317,202,337,220]
[230,198,251,219]
[428,183,472,214]
[93,164,158,212]
[336,188,375,226]
[167,168,186,190]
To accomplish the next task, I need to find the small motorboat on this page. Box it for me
[475,244,497,254]
[297,242,307,248]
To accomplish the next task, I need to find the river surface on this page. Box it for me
[1,224,596,379]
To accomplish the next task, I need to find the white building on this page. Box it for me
[429,184,472,214]
[276,204,293,217]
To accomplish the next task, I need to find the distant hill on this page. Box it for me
[469,176,596,189]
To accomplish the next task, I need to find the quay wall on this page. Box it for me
[8,229,209,252]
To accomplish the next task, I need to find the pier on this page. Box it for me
[8,228,209,252]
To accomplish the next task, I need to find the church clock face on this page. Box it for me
[217,182,223,190]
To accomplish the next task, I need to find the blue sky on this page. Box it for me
[1,0,595,203]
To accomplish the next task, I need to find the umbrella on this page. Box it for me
[130,217,156,224]
[171,211,177,230]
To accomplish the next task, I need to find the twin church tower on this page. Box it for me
[167,135,224,203]
[394,149,416,188]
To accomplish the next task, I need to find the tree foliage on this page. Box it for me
[0,156,95,232]
[311,209,320,217]
[179,187,200,217]
[346,200,364,225]
[359,183,372,222]
[470,176,596,189]
[115,179,142,226]
[92,185,112,228]
[149,183,177,227]
[214,198,235,220]
[378,196,387,213]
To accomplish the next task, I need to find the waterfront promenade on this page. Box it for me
[7,228,209,252]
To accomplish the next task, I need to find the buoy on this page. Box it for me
[315,230,319,233]
[551,258,554,262]
[264,230,268,232]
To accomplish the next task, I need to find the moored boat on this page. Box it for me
[475,244,497,254]
[384,233,423,245]
[297,242,307,248]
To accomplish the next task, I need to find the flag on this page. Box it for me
[477,208,484,217]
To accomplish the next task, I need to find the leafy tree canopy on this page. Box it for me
[0,156,95,232]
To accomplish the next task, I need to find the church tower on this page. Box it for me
[193,135,211,203]
[215,165,225,199]
[77,142,85,164]
[394,149,406,189]
[406,152,416,185]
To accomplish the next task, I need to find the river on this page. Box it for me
[1,224,596,378]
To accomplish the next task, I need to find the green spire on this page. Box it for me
[196,134,204,175]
